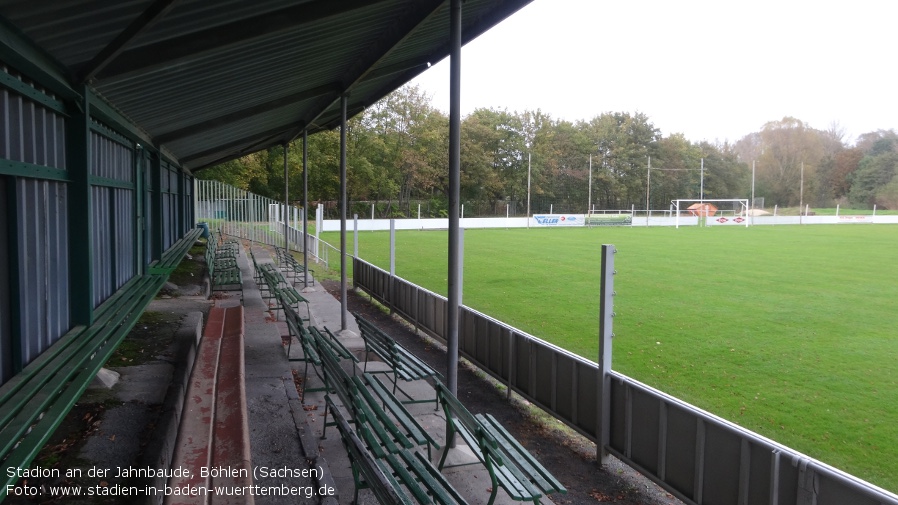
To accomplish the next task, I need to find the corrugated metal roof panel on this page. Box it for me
[0,0,533,171]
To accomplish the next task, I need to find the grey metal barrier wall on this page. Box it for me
[351,255,898,505]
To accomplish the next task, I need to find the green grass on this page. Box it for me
[324,225,898,492]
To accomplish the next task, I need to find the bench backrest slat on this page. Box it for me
[328,398,414,505]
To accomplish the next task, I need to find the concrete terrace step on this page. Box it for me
[166,306,253,505]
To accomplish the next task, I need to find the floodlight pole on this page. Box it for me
[799,162,804,225]
[446,0,462,395]
[700,158,704,203]
[645,157,651,226]
[527,152,531,228]
[588,154,592,215]
[749,160,755,224]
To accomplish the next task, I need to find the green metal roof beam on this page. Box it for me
[95,0,390,81]
[357,0,533,131]
[155,82,339,145]
[75,0,181,84]
[290,0,446,140]
[0,16,79,101]
[185,106,366,171]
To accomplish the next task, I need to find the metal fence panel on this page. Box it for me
[630,386,662,476]
[553,351,574,420]
[702,422,742,505]
[575,362,599,436]
[511,332,532,397]
[747,442,773,505]
[664,402,698,501]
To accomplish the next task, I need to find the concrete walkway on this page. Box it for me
[239,244,524,505]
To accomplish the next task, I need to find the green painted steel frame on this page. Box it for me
[66,88,93,326]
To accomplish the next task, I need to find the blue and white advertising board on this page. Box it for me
[532,214,584,227]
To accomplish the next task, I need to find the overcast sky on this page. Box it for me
[410,0,897,144]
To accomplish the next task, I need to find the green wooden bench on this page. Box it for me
[353,312,442,407]
[0,274,167,499]
[318,342,438,459]
[204,241,237,271]
[274,245,314,286]
[281,299,322,386]
[332,398,467,505]
[309,326,357,364]
[205,239,241,291]
[207,232,238,259]
[329,398,467,505]
[435,382,566,505]
[148,227,204,275]
[264,269,309,321]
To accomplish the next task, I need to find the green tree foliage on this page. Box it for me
[198,86,897,214]
[849,146,898,207]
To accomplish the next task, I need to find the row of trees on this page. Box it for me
[198,85,898,216]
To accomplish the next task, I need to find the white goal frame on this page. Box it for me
[673,199,750,228]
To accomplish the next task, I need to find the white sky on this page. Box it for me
[410,0,897,144]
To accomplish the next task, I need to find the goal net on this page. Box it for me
[672,199,750,228]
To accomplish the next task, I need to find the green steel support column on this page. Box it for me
[67,88,94,325]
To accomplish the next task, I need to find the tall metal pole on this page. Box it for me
[597,244,615,465]
[799,161,804,226]
[447,0,462,395]
[748,160,755,224]
[700,157,704,202]
[588,153,592,214]
[302,129,309,287]
[340,94,349,330]
[645,157,651,226]
[283,143,289,251]
[526,152,531,228]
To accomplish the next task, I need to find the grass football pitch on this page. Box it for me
[322,224,898,492]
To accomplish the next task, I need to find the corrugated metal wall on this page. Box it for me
[17,179,70,364]
[0,65,67,169]
[0,65,71,374]
[0,177,10,384]
[161,162,179,251]
[0,62,193,384]
[89,127,135,308]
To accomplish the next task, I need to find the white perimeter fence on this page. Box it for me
[319,213,898,231]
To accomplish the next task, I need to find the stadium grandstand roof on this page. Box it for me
[0,0,531,171]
